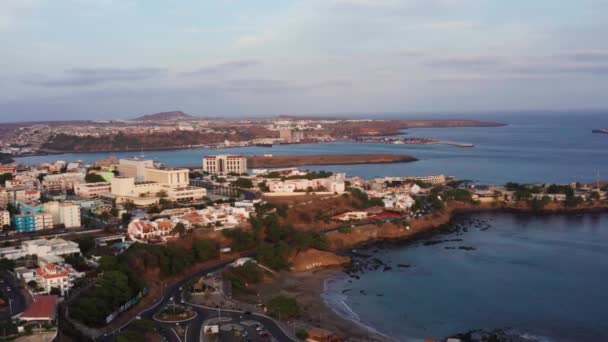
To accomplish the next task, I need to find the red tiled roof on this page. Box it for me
[20,295,58,321]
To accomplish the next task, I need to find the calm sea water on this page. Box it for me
[15,112,608,185]
[323,212,608,342]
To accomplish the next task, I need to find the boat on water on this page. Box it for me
[592,129,608,134]
[255,143,273,147]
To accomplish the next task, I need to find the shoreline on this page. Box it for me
[306,203,608,340]
[247,154,418,168]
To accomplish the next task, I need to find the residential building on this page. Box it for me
[279,128,305,141]
[34,213,54,230]
[202,155,247,175]
[382,194,415,211]
[265,174,346,194]
[42,172,85,193]
[117,158,154,181]
[8,188,41,204]
[44,202,81,228]
[332,211,369,221]
[0,188,8,209]
[34,260,83,296]
[0,210,10,227]
[127,219,175,242]
[12,214,36,232]
[74,182,111,199]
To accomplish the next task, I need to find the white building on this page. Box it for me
[34,260,84,296]
[117,158,154,181]
[0,210,9,227]
[0,238,81,261]
[44,202,81,228]
[265,174,346,194]
[42,172,85,192]
[382,194,415,211]
[127,219,175,242]
[332,211,369,221]
[202,155,247,175]
[34,213,54,230]
[144,167,190,187]
[74,182,111,199]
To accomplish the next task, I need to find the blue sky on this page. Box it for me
[1,0,608,121]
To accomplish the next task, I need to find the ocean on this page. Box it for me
[322,212,608,342]
[15,112,608,185]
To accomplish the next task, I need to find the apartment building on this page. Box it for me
[44,201,81,228]
[42,172,85,192]
[0,210,10,227]
[12,213,53,232]
[202,155,247,175]
[74,182,111,199]
[117,158,154,181]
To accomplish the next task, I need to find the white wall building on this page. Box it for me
[42,172,85,192]
[43,202,81,228]
[34,260,84,296]
[0,210,10,227]
[74,182,111,199]
[117,158,154,181]
[0,238,81,261]
[202,155,247,175]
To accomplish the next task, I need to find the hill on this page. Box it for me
[133,111,194,121]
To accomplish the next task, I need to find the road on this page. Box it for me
[0,271,27,321]
[97,256,295,342]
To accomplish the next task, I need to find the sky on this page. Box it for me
[1,0,608,121]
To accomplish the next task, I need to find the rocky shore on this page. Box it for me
[298,201,608,340]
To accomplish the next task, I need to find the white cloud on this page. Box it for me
[236,32,276,47]
[0,0,43,31]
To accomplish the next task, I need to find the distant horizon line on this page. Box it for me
[1,108,607,125]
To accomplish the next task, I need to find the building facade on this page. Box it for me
[202,155,248,175]
[117,158,154,181]
[0,210,9,227]
[74,182,111,199]
[44,202,81,228]
[144,168,189,187]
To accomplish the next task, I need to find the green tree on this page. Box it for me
[85,173,106,183]
[192,240,218,261]
[233,178,253,189]
[74,236,96,255]
[172,222,187,236]
[267,296,300,319]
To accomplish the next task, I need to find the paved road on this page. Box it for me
[0,271,27,320]
[97,255,295,342]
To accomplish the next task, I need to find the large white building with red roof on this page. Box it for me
[34,260,83,296]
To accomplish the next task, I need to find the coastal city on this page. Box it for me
[0,130,607,341]
[0,111,501,159]
[3,1,608,341]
